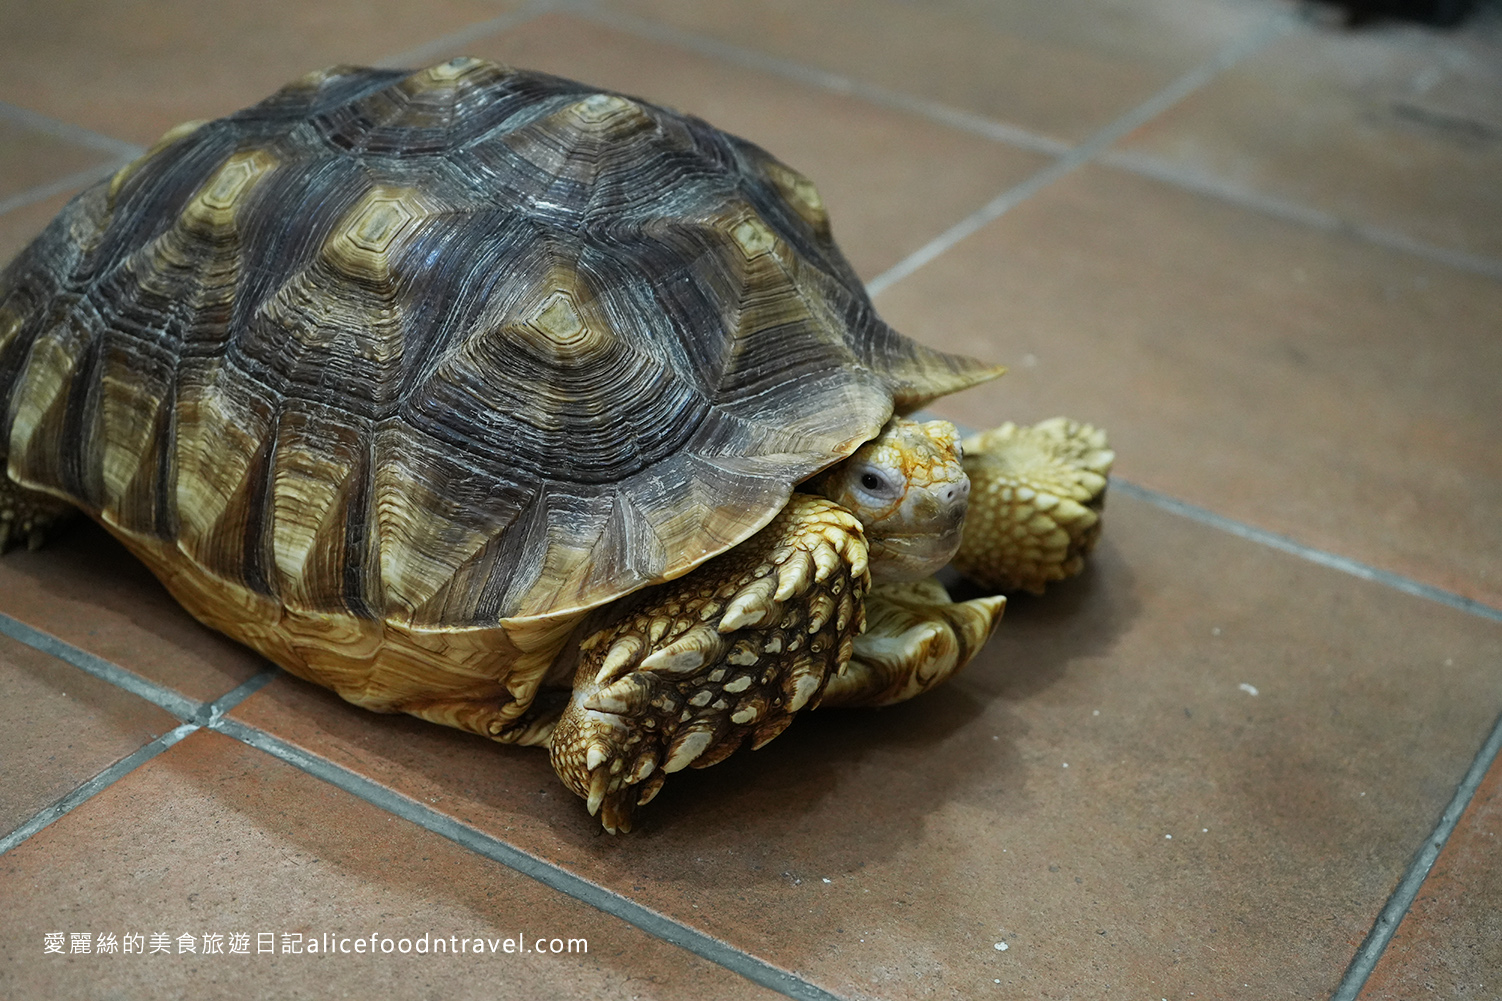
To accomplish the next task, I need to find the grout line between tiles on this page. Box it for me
[865,8,1296,296]
[0,611,836,997]
[0,611,280,853]
[561,1,1072,156]
[0,162,129,219]
[565,1,1502,285]
[1099,149,1502,281]
[0,101,144,159]
[200,669,282,722]
[1110,479,1502,624]
[0,611,202,720]
[377,0,562,68]
[0,722,199,855]
[0,0,559,223]
[1330,709,1502,1000]
[209,716,848,1001]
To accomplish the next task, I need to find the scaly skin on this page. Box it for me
[551,494,870,833]
[0,465,74,554]
[822,577,1005,709]
[953,418,1113,594]
[550,418,1014,832]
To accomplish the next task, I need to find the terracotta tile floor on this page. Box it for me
[1,1,1499,998]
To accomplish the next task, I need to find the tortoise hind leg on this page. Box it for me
[817,578,1005,709]
[549,494,869,834]
[0,467,74,553]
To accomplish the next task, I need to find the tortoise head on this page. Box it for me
[809,418,969,583]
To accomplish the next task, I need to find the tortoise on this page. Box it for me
[0,59,1112,832]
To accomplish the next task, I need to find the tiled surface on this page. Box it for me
[0,730,785,1000]
[597,0,1273,143]
[0,521,269,704]
[1359,755,1502,1000]
[1120,11,1502,259]
[225,493,1502,999]
[0,121,116,204]
[0,0,525,146]
[878,163,1502,609]
[0,634,178,836]
[2,1,1501,998]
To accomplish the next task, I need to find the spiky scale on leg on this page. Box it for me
[952,418,1113,594]
[820,577,1006,708]
[549,494,870,833]
[0,468,74,554]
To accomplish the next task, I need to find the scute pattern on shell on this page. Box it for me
[0,58,998,630]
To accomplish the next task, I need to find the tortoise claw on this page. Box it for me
[549,494,870,832]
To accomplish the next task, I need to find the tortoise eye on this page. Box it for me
[860,472,882,491]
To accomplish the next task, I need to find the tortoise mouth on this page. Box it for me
[865,523,965,583]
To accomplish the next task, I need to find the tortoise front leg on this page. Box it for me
[549,494,869,834]
[951,418,1113,594]
[0,466,74,553]
[818,578,1005,708]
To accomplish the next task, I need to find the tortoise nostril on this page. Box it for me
[943,480,970,505]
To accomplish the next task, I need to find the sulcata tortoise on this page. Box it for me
[0,59,1112,832]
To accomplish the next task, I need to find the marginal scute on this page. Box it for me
[762,160,828,232]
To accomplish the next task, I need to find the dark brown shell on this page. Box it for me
[0,58,999,628]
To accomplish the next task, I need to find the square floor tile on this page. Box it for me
[229,493,1502,998]
[0,120,118,206]
[0,521,269,705]
[874,164,1502,608]
[0,0,527,147]
[595,0,1275,143]
[0,634,179,837]
[0,729,783,1000]
[1359,747,1502,1000]
[460,12,1050,280]
[1119,11,1502,260]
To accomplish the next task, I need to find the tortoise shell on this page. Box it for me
[0,58,997,638]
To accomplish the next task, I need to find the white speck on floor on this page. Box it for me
[1202,828,1209,833]
[1239,682,1259,696]
[1092,709,1100,716]
[1212,626,1221,635]
[1165,834,1172,839]
[822,878,831,883]
[1062,762,1069,768]
[994,941,1008,951]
